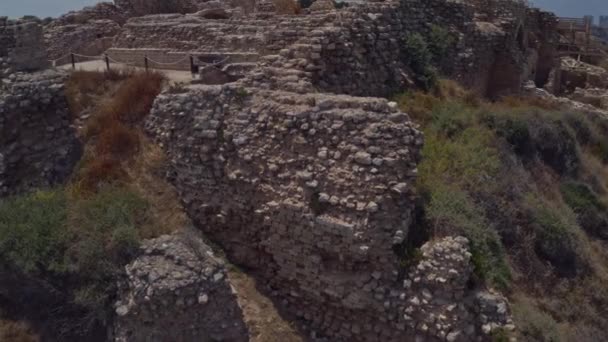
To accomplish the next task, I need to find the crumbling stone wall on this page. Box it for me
[44,2,127,62]
[0,18,49,78]
[131,0,556,340]
[114,0,209,16]
[0,71,81,197]
[45,20,121,61]
[144,81,513,340]
[114,232,249,342]
[109,0,556,97]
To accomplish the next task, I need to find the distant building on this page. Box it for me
[600,16,608,29]
[584,15,594,27]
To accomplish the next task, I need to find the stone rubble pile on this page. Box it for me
[114,232,250,342]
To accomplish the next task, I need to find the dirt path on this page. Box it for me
[58,60,193,83]
[228,269,305,342]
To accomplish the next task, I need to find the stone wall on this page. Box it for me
[0,70,81,197]
[144,81,512,340]
[45,19,121,61]
[0,18,49,78]
[110,0,557,97]
[113,0,209,16]
[132,0,556,340]
[43,2,127,62]
[114,232,250,342]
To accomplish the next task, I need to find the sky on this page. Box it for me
[530,0,606,18]
[0,0,606,19]
[1,0,103,18]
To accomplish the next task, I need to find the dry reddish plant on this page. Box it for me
[77,71,165,192]
[95,122,140,159]
[272,0,302,15]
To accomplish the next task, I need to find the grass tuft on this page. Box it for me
[0,320,39,342]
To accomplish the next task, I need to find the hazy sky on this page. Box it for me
[1,0,103,18]
[0,0,606,19]
[530,0,606,17]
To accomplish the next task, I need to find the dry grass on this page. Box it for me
[125,134,189,238]
[72,71,164,192]
[65,70,131,117]
[434,79,481,106]
[76,157,128,193]
[228,270,304,342]
[68,70,180,237]
[496,95,561,111]
[272,0,302,14]
[579,150,608,199]
[83,71,164,138]
[95,122,140,159]
[0,320,39,342]
[394,79,480,124]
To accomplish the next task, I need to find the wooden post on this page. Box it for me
[71,53,75,69]
[144,55,149,72]
[105,54,110,72]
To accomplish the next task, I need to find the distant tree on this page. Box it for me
[42,17,54,25]
[21,15,41,23]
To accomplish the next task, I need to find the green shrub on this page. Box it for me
[591,140,608,163]
[526,196,586,277]
[483,110,580,175]
[0,186,148,338]
[560,182,608,239]
[532,119,580,175]
[392,91,441,124]
[512,298,561,342]
[563,112,608,163]
[429,102,477,137]
[419,122,501,191]
[0,190,68,275]
[491,328,510,342]
[482,111,532,156]
[404,33,437,90]
[425,185,511,288]
[427,24,455,66]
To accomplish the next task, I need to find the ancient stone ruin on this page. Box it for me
[114,232,250,342]
[4,0,604,341]
[0,18,81,196]
[1,17,49,76]
[138,0,541,340]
